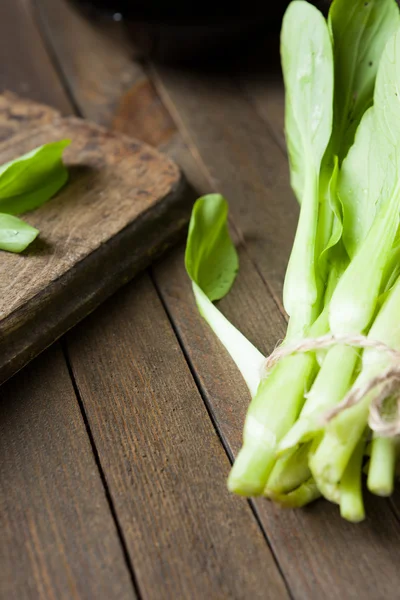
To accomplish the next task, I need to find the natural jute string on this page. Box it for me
[262,334,400,437]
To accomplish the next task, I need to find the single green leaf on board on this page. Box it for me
[185,194,264,397]
[329,0,400,162]
[281,0,334,204]
[0,139,71,215]
[0,213,39,253]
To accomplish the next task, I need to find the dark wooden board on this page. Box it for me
[0,95,190,385]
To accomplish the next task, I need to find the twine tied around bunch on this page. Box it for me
[262,334,400,437]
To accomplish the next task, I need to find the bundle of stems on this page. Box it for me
[184,0,400,521]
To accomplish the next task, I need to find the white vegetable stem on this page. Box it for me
[193,282,264,398]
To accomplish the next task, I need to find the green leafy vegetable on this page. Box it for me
[281,0,333,337]
[185,194,264,397]
[329,0,400,161]
[0,139,70,253]
[0,213,39,253]
[184,0,400,521]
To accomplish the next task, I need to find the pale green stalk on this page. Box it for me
[282,183,400,459]
[340,438,366,522]
[266,443,312,494]
[193,283,264,398]
[367,436,397,496]
[278,344,359,454]
[228,302,330,496]
[227,352,316,495]
[267,478,321,508]
[311,273,400,485]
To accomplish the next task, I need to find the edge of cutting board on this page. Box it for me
[0,92,193,385]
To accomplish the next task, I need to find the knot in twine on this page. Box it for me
[262,334,400,437]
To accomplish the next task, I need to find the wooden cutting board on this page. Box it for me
[0,93,191,385]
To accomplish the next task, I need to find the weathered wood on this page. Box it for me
[35,2,400,599]
[150,65,296,308]
[238,36,286,155]
[0,347,136,600]
[66,273,289,600]
[0,92,60,142]
[0,0,72,114]
[150,54,400,600]
[34,0,177,148]
[0,98,189,385]
[35,3,291,597]
[0,3,138,598]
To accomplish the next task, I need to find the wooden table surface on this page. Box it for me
[1,2,400,599]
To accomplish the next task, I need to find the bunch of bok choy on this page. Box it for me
[184,0,400,522]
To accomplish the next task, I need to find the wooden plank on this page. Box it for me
[66,273,289,600]
[0,3,137,598]
[0,101,189,385]
[238,36,286,155]
[0,347,136,600]
[150,65,296,307]
[0,0,72,114]
[33,0,176,147]
[0,92,60,142]
[149,55,400,600]
[35,2,400,598]
[34,1,291,597]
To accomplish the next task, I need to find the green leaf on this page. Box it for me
[0,213,39,253]
[330,29,400,335]
[319,157,342,261]
[329,0,400,162]
[185,193,238,301]
[0,139,70,215]
[185,194,264,397]
[339,29,400,259]
[315,0,398,273]
[281,0,334,205]
[280,0,334,335]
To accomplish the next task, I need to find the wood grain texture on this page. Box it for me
[0,99,190,385]
[0,4,138,599]
[34,0,177,148]
[153,214,400,600]
[0,0,72,114]
[238,37,286,155]
[150,65,296,307]
[66,274,289,600]
[35,2,291,597]
[150,57,400,600]
[0,346,136,600]
[0,92,60,142]
[34,1,400,599]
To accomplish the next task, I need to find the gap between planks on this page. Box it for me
[61,339,143,600]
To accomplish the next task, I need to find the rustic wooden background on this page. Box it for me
[1,1,400,599]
